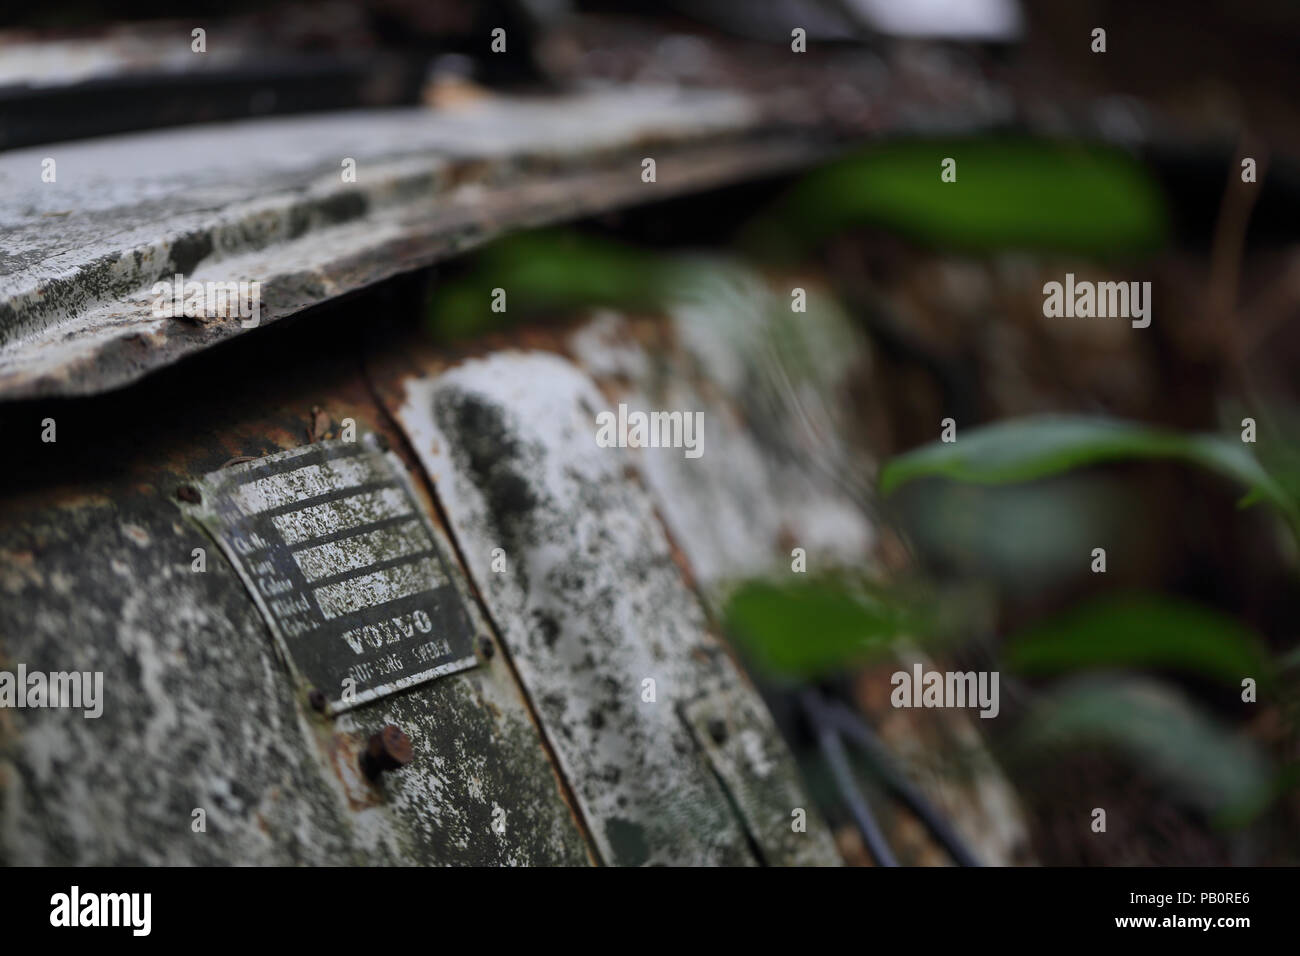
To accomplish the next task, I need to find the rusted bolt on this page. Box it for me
[479,636,495,660]
[176,484,201,504]
[360,725,414,781]
[707,718,728,745]
[307,688,327,713]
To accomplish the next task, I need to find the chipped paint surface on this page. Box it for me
[568,280,876,589]
[399,351,839,865]
[0,495,588,866]
[0,371,590,865]
[0,86,829,400]
[0,493,361,864]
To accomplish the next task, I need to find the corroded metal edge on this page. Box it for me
[0,86,831,401]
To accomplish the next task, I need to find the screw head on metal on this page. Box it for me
[307,688,327,713]
[176,484,202,504]
[360,724,413,781]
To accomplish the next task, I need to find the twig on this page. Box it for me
[824,697,984,867]
[800,689,899,867]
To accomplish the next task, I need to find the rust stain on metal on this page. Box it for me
[325,729,385,812]
[310,406,334,443]
[361,725,415,781]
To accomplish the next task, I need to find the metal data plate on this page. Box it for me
[180,434,478,713]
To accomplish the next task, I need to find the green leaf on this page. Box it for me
[1005,594,1273,688]
[1234,403,1300,508]
[427,230,673,340]
[722,577,928,679]
[879,415,1299,532]
[748,138,1168,257]
[1019,677,1273,823]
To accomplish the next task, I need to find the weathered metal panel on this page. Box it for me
[0,87,828,401]
[0,366,591,865]
[0,489,359,865]
[397,350,840,865]
[567,274,877,591]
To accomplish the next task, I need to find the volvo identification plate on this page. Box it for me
[180,434,480,713]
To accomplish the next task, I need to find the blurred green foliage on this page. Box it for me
[725,412,1297,822]
[429,138,1171,339]
[1017,677,1273,823]
[1005,595,1273,688]
[723,576,1285,822]
[428,231,674,340]
[1226,403,1300,516]
[879,415,1299,537]
[722,576,936,680]
[745,138,1168,257]
[890,475,1136,596]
